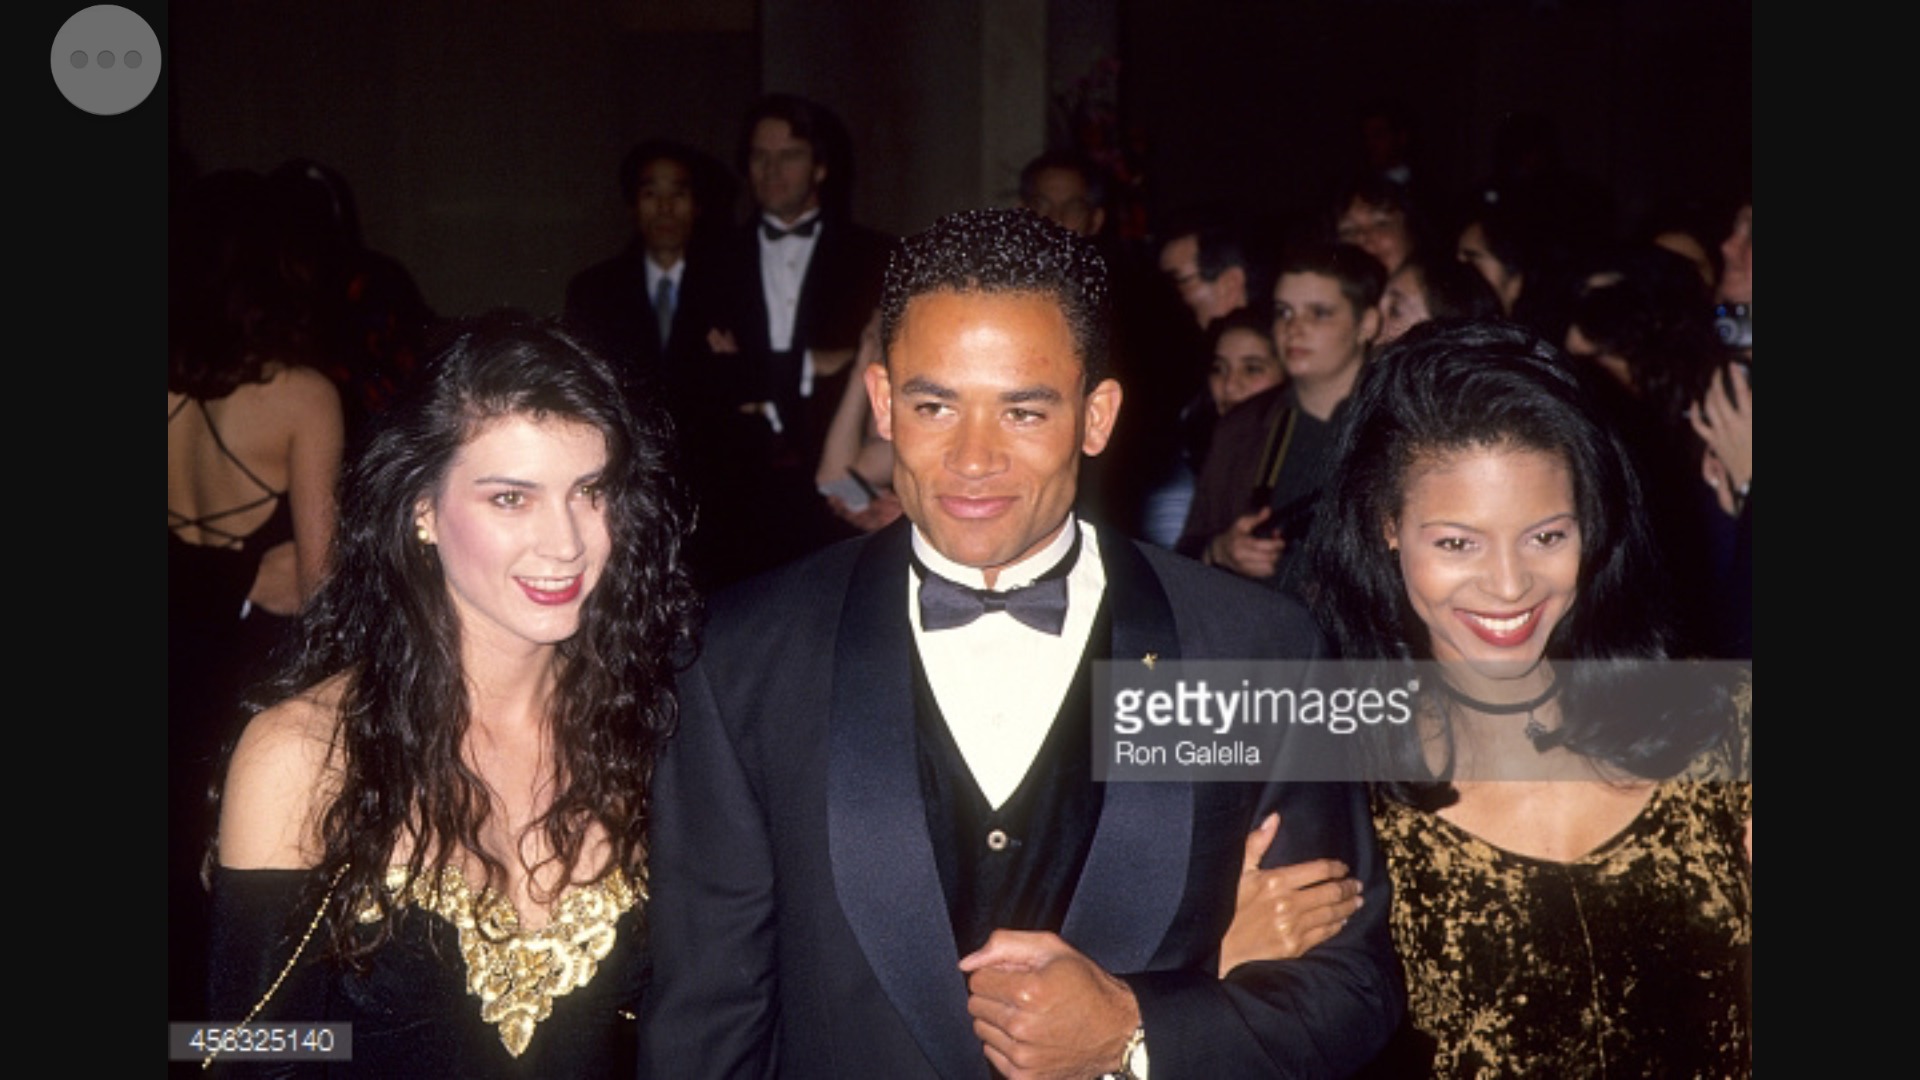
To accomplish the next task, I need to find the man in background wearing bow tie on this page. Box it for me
[644,208,1402,1079]
[703,93,893,583]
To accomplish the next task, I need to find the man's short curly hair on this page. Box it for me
[880,207,1112,388]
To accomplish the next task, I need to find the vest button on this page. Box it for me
[986,828,1009,852]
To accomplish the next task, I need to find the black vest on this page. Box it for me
[911,601,1112,956]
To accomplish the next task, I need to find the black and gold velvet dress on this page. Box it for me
[206,865,646,1077]
[1371,732,1752,1078]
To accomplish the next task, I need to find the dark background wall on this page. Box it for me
[1125,0,1750,236]
[168,0,1751,318]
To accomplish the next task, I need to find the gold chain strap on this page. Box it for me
[202,864,349,1070]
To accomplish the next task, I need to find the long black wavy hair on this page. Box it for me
[1298,317,1726,802]
[238,308,700,963]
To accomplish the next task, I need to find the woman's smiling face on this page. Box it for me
[416,414,612,656]
[1389,444,1580,684]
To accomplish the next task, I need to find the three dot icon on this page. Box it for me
[51,5,161,116]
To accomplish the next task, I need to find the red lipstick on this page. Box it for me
[518,576,583,605]
[1456,603,1542,648]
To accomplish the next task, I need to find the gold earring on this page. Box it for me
[416,524,433,545]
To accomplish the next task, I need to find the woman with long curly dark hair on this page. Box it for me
[206,309,700,1076]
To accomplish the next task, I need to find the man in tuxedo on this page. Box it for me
[721,94,891,472]
[697,93,893,579]
[564,138,724,382]
[643,208,1401,1078]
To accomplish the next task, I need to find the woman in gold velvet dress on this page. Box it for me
[1226,318,1750,1077]
[205,311,698,1076]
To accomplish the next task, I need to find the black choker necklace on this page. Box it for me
[1436,672,1565,751]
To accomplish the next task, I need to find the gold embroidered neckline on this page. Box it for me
[360,864,641,1057]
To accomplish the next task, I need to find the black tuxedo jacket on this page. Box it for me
[563,239,731,381]
[643,521,1404,1078]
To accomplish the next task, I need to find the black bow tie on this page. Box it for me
[913,529,1081,635]
[762,217,820,241]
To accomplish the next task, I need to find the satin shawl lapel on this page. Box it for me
[826,522,985,1079]
[1059,530,1194,973]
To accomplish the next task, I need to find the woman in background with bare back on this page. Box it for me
[169,167,346,1022]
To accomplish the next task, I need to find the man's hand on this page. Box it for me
[958,930,1140,1080]
[1207,507,1284,579]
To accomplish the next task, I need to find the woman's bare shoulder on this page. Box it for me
[218,675,349,869]
[262,363,344,411]
[244,676,343,747]
[210,364,341,439]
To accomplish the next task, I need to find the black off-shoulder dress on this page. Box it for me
[205,866,647,1078]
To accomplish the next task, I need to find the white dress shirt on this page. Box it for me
[758,210,821,350]
[908,517,1106,809]
[758,210,824,400]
